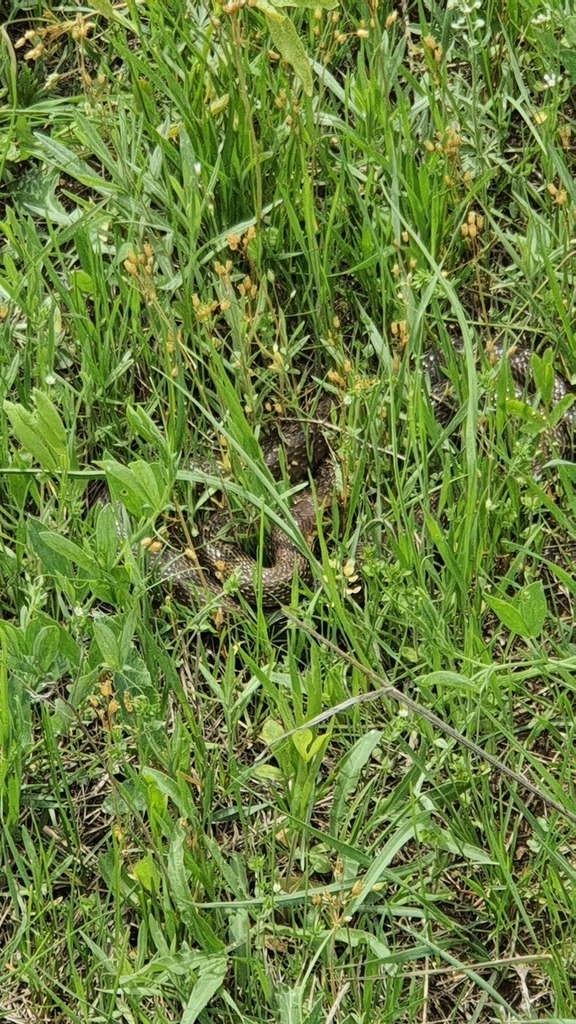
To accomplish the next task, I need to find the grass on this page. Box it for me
[1,0,576,1020]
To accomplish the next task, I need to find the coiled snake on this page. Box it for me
[141,345,575,609]
[146,395,335,608]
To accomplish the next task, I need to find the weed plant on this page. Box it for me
[1,0,576,1020]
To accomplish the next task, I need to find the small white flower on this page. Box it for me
[542,72,558,89]
[45,374,56,385]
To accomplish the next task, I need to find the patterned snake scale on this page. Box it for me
[145,344,575,609]
[147,396,335,608]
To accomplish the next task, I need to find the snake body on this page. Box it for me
[424,343,576,433]
[146,345,574,609]
[148,397,335,608]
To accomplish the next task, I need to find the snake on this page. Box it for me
[145,395,336,609]
[141,344,575,609]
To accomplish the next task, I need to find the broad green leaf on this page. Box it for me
[32,390,67,454]
[101,461,147,515]
[433,828,496,864]
[4,400,58,470]
[504,398,545,435]
[89,0,139,31]
[261,717,292,776]
[515,580,547,636]
[101,459,163,517]
[330,730,382,835]
[346,815,428,916]
[209,94,229,117]
[32,626,60,672]
[309,846,331,874]
[141,767,183,811]
[148,915,170,956]
[120,608,138,665]
[276,984,306,1024]
[253,763,284,782]
[484,581,547,639]
[167,823,194,922]
[95,501,121,563]
[51,698,76,734]
[422,671,476,691]
[70,270,93,293]
[290,729,328,765]
[4,391,68,470]
[484,595,528,636]
[331,928,391,960]
[255,0,285,19]
[32,133,115,195]
[261,717,286,745]
[92,620,121,668]
[181,955,227,1024]
[126,404,169,456]
[57,626,82,670]
[305,733,328,760]
[291,728,314,760]
[167,824,224,949]
[530,351,554,407]
[131,852,161,894]
[39,533,99,572]
[266,14,313,96]
[29,519,75,575]
[128,460,163,507]
[549,393,575,429]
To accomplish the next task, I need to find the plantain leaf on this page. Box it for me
[4,390,68,471]
[181,956,227,1024]
[131,852,161,895]
[530,350,555,407]
[4,401,58,470]
[92,620,121,669]
[330,730,382,836]
[255,0,285,19]
[549,393,575,429]
[32,390,67,454]
[484,580,547,639]
[39,533,99,572]
[266,13,314,96]
[101,459,164,517]
[515,579,547,636]
[126,404,169,454]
